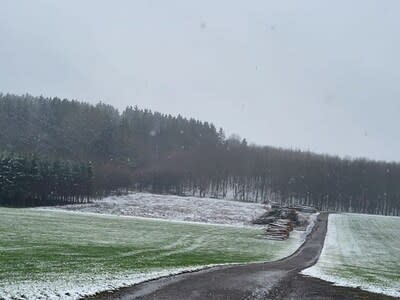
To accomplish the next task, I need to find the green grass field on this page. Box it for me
[0,207,303,299]
[303,213,400,298]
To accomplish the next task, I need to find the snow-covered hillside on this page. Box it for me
[53,193,268,226]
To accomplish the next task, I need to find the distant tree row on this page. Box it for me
[0,152,92,207]
[136,143,400,215]
[0,93,399,215]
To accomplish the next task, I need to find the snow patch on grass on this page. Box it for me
[0,267,210,300]
[52,192,267,226]
[298,212,319,245]
[302,213,400,298]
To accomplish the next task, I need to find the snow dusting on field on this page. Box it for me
[0,207,302,300]
[0,267,209,300]
[53,192,267,226]
[302,213,400,298]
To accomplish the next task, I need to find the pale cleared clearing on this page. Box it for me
[302,213,400,297]
[0,207,304,300]
[53,192,267,226]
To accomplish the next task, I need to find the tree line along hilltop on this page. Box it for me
[0,93,399,215]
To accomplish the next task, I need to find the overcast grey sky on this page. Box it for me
[1,0,400,161]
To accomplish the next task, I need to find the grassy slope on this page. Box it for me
[303,213,400,297]
[0,208,303,298]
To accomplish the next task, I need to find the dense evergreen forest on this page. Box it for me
[0,152,92,206]
[0,93,399,215]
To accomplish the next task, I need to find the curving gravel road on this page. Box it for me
[88,213,396,300]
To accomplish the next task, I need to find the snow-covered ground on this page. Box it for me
[0,207,303,300]
[53,192,268,226]
[0,267,211,300]
[0,195,318,299]
[302,213,400,298]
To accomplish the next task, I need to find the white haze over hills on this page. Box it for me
[1,1,400,161]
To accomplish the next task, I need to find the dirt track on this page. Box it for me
[88,213,396,300]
